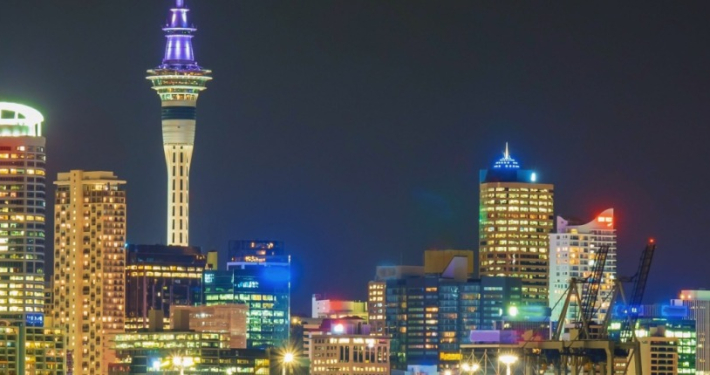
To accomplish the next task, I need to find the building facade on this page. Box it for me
[125,244,205,331]
[637,335,679,375]
[549,208,617,323]
[0,102,65,374]
[479,144,554,306]
[171,304,248,349]
[311,295,367,319]
[368,266,425,338]
[111,330,269,375]
[53,170,127,374]
[371,254,524,372]
[147,0,212,246]
[203,240,290,350]
[676,290,710,374]
[310,323,390,375]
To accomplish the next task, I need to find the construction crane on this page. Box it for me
[539,240,656,375]
[618,239,657,342]
[579,244,610,334]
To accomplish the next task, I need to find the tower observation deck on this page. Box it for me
[147,0,211,246]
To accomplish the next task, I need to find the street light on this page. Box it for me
[498,354,518,375]
[282,352,295,375]
[172,356,195,375]
[462,363,480,373]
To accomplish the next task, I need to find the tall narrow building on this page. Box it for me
[147,0,212,246]
[53,171,127,375]
[549,209,617,323]
[0,102,65,374]
[479,144,554,306]
[676,290,710,374]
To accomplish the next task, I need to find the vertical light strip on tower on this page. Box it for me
[147,0,211,246]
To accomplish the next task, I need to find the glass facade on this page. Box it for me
[383,276,521,370]
[204,240,290,350]
[125,244,206,331]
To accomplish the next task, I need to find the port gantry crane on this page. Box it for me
[517,240,656,375]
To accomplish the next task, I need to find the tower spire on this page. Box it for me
[148,0,212,246]
[504,142,510,159]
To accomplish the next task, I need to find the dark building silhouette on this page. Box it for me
[125,244,206,331]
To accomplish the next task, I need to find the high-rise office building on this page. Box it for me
[0,102,65,374]
[371,252,524,372]
[549,208,616,323]
[53,170,127,375]
[203,240,290,349]
[479,144,554,306]
[147,0,212,246]
[124,244,206,331]
[676,290,710,374]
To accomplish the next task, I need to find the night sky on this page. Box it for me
[1,1,709,313]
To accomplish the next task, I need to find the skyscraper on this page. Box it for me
[479,144,554,306]
[53,170,126,375]
[0,102,65,374]
[549,208,617,323]
[147,0,212,246]
[0,103,46,324]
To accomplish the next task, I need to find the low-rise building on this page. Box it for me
[171,304,248,349]
[310,320,389,375]
[111,329,269,374]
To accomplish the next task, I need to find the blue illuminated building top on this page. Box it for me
[480,143,540,184]
[492,143,520,170]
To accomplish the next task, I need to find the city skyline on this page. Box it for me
[1,1,709,313]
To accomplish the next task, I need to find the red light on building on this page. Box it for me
[597,215,613,227]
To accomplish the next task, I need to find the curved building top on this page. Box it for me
[556,208,614,233]
[0,102,44,137]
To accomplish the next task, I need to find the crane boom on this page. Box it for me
[630,241,656,306]
[619,240,657,342]
[580,244,610,326]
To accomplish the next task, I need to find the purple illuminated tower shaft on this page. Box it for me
[147,0,211,246]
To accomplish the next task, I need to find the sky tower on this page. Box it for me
[148,0,211,246]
